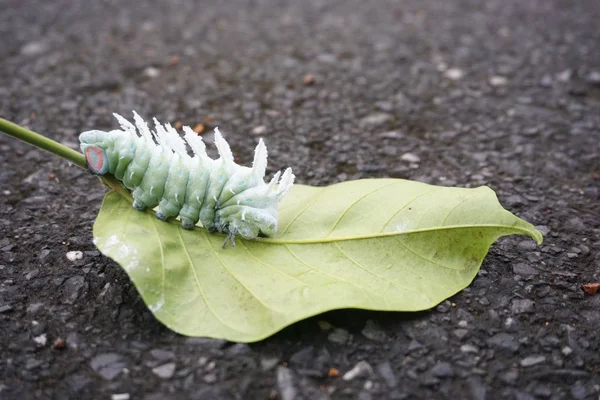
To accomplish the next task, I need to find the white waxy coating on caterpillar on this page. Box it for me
[79,112,294,242]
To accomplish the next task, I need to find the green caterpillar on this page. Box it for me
[79,112,294,247]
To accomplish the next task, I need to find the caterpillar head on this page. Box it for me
[79,130,116,175]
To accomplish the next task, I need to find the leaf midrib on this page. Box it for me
[259,223,541,244]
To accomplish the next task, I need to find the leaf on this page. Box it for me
[93,179,542,342]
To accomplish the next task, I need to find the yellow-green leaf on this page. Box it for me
[93,179,542,342]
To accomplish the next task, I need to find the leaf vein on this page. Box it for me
[333,242,431,304]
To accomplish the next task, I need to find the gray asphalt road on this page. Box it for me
[1,0,599,399]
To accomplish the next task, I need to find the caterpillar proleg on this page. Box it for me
[79,112,294,247]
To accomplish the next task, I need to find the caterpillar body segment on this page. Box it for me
[79,112,294,245]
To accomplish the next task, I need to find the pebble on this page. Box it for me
[276,366,296,400]
[260,357,280,371]
[343,360,373,381]
[378,131,405,139]
[143,67,160,78]
[570,381,590,400]
[251,125,267,136]
[445,68,464,80]
[360,113,393,127]
[430,362,454,378]
[0,305,13,313]
[111,394,130,400]
[33,333,47,347]
[468,377,487,400]
[520,355,546,367]
[61,276,87,304]
[588,71,600,85]
[150,349,175,361]
[513,263,539,275]
[376,361,397,388]
[90,353,126,380]
[561,346,573,356]
[460,344,478,353]
[500,369,519,385]
[20,41,49,56]
[66,251,83,261]
[489,76,508,86]
[361,320,387,342]
[400,153,420,163]
[152,363,176,379]
[454,329,469,340]
[66,332,82,350]
[487,333,519,352]
[328,328,350,344]
[511,299,535,314]
[407,339,422,351]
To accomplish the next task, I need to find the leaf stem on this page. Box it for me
[0,117,87,169]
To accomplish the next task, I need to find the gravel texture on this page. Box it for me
[1,0,599,399]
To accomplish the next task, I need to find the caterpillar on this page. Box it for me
[79,112,294,247]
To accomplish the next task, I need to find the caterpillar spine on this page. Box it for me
[79,112,294,246]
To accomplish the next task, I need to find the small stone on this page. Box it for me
[343,361,373,381]
[25,358,43,370]
[376,362,397,388]
[184,337,227,349]
[407,339,422,351]
[317,320,333,331]
[33,334,47,347]
[511,298,535,314]
[570,381,590,400]
[505,194,525,207]
[460,344,479,353]
[454,329,469,340]
[143,67,160,78]
[66,332,82,350]
[375,101,394,112]
[251,125,267,136]
[520,355,546,367]
[457,320,468,328]
[20,41,48,56]
[556,69,571,82]
[500,369,519,385]
[152,363,176,379]
[361,320,387,342]
[260,357,280,371]
[52,338,66,349]
[561,346,573,356]
[360,113,393,127]
[444,68,464,80]
[328,328,350,344]
[565,217,585,231]
[25,268,40,280]
[0,305,13,313]
[489,76,508,86]
[468,377,487,400]
[276,366,296,400]
[111,394,130,400]
[379,131,405,139]
[588,71,600,85]
[303,74,315,85]
[430,362,454,378]
[61,276,87,304]
[66,251,83,261]
[401,153,420,163]
[513,264,539,276]
[487,333,519,352]
[90,353,126,380]
[150,349,175,361]
[540,74,553,87]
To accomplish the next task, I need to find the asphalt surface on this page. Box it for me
[1,0,599,399]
